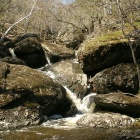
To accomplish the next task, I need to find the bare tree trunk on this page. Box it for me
[0,0,38,42]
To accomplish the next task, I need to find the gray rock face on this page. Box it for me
[76,113,135,128]
[90,63,139,94]
[94,92,140,117]
[50,60,88,98]
[41,41,75,63]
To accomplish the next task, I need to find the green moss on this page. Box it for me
[81,30,127,53]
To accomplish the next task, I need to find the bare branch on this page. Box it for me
[0,0,38,41]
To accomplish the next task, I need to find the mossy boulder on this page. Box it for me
[77,31,140,73]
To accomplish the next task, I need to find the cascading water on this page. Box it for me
[64,86,96,114]
[37,52,97,129]
[9,48,17,58]
[41,43,52,65]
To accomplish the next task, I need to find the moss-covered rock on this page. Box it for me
[77,31,140,73]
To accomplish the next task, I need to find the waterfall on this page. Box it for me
[46,55,51,65]
[9,48,17,58]
[38,50,97,128]
[39,68,96,114]
[65,86,96,113]
[41,43,52,65]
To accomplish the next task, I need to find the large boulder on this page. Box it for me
[0,61,70,129]
[76,113,135,128]
[90,63,139,94]
[41,41,75,63]
[14,37,47,68]
[94,92,140,117]
[77,33,140,73]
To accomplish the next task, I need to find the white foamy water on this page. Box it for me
[9,48,17,58]
[41,43,52,65]
[42,114,84,130]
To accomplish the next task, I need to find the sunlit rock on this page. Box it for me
[76,113,135,128]
[41,41,75,63]
[0,105,43,130]
[50,60,88,98]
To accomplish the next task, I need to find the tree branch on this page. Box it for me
[0,0,38,42]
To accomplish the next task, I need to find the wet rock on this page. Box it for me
[77,38,140,73]
[90,63,139,94]
[76,113,135,128]
[94,92,140,117]
[14,37,47,68]
[41,41,75,63]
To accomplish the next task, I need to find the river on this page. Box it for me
[0,122,120,140]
